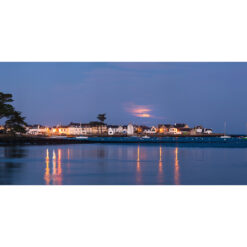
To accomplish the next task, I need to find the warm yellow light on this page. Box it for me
[53,159,56,175]
[58,149,62,176]
[158,147,163,180]
[174,148,180,185]
[159,128,164,133]
[44,158,50,185]
[136,146,142,184]
[46,149,49,160]
[53,150,56,160]
[137,127,143,133]
[67,149,70,160]
[58,149,61,161]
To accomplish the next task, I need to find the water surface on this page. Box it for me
[1,144,247,185]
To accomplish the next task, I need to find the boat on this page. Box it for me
[220,121,231,138]
[142,135,150,139]
[50,136,68,139]
[76,136,88,139]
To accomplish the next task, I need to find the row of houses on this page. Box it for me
[108,124,213,135]
[26,122,213,136]
[26,122,108,136]
[157,124,213,135]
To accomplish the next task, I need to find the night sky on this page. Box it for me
[0,62,246,134]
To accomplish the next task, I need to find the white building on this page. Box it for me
[109,125,127,134]
[67,125,85,135]
[116,126,124,133]
[107,125,119,135]
[27,125,49,136]
[195,126,204,134]
[143,126,157,134]
[66,123,94,136]
[58,126,68,135]
[127,124,134,136]
[204,128,213,134]
[108,128,114,135]
[169,127,181,135]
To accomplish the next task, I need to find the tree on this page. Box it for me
[97,113,106,123]
[0,92,15,119]
[5,111,27,135]
[97,113,106,135]
[0,92,27,135]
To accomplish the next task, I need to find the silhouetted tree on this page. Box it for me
[5,111,27,135]
[97,114,106,135]
[0,92,15,119]
[0,92,27,135]
[97,113,106,123]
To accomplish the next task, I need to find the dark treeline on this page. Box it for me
[0,92,27,135]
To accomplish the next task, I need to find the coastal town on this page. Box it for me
[23,122,213,137]
[0,91,217,140]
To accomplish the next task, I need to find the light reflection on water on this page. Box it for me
[174,147,180,185]
[158,146,164,184]
[67,149,70,160]
[43,145,179,185]
[44,149,63,185]
[44,149,50,185]
[136,145,142,184]
[2,144,247,185]
[58,149,62,175]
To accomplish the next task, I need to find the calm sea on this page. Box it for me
[1,144,247,185]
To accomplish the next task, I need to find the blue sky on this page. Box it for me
[0,62,246,134]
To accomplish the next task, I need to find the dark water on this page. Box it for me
[1,144,247,185]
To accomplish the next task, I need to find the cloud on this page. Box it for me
[124,103,153,118]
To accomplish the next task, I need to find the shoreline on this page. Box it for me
[1,135,247,147]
